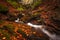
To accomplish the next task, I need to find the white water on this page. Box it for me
[27,23,60,40]
[15,18,60,40]
[15,18,24,23]
[15,18,19,22]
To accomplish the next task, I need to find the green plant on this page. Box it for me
[30,12,40,19]
[1,25,17,38]
[0,29,11,40]
[6,0,18,8]
[17,29,27,38]
[3,24,18,37]
[31,0,42,9]
[0,24,17,37]
[17,5,25,11]
[3,24,14,34]
[17,7,25,11]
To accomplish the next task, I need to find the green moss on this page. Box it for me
[17,7,24,11]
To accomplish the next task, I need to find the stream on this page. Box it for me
[15,18,60,40]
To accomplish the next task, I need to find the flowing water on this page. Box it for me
[27,23,60,40]
[15,18,60,40]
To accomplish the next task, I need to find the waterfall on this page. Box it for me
[14,18,60,40]
[27,23,60,40]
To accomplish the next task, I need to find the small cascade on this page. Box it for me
[27,23,60,40]
[15,18,19,23]
[14,18,60,40]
